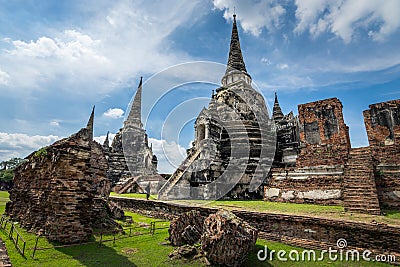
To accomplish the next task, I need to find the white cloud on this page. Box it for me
[0,132,61,161]
[0,0,203,95]
[9,31,107,62]
[213,0,400,42]
[0,69,10,85]
[94,133,116,145]
[277,63,288,70]
[261,57,272,65]
[103,108,124,119]
[149,138,186,174]
[213,0,286,36]
[49,120,60,127]
[294,0,400,43]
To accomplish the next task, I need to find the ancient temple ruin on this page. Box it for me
[6,108,120,243]
[155,14,400,214]
[266,97,400,214]
[266,97,351,206]
[104,77,164,194]
[158,14,276,200]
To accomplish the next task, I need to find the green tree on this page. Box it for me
[0,157,25,170]
[0,157,25,183]
[0,169,13,182]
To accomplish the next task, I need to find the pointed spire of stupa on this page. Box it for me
[125,77,143,128]
[226,13,247,74]
[272,92,284,122]
[86,106,95,139]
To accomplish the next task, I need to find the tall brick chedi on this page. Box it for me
[6,108,119,244]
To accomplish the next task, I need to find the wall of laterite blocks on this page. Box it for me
[110,197,400,255]
[264,166,344,205]
[296,98,350,168]
[363,99,400,209]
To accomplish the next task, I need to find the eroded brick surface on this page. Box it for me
[297,98,350,167]
[364,99,400,209]
[6,121,119,244]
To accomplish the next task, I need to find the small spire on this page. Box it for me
[103,131,110,147]
[86,106,95,139]
[272,92,284,122]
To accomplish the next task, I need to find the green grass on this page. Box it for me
[110,192,157,200]
[0,192,395,266]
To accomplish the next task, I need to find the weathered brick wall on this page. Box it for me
[363,99,400,164]
[110,197,400,256]
[6,127,117,244]
[364,99,400,209]
[296,98,350,167]
[265,166,344,205]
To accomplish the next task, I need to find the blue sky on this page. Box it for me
[0,0,399,173]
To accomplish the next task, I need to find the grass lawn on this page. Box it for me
[0,191,395,266]
[110,192,400,226]
[110,191,157,200]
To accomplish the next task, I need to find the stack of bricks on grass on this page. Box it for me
[5,109,121,244]
[201,209,258,267]
[168,209,257,267]
[169,210,204,246]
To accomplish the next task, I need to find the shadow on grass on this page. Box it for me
[244,244,273,267]
[55,242,137,267]
[383,210,400,218]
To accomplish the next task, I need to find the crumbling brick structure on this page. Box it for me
[265,98,350,205]
[364,100,400,209]
[297,98,351,167]
[6,108,120,244]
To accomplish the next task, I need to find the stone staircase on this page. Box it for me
[343,147,381,215]
[158,149,202,200]
[115,176,143,194]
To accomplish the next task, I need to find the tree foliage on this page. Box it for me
[0,157,25,183]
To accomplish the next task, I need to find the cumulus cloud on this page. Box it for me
[149,138,186,173]
[213,0,400,43]
[103,108,124,119]
[0,132,61,161]
[294,0,400,43]
[213,0,286,36]
[0,69,9,85]
[9,30,107,62]
[0,0,203,94]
